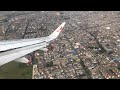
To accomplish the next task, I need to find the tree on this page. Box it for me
[46,61,53,67]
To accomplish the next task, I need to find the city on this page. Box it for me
[0,11,120,79]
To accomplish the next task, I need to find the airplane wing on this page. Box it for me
[0,22,66,66]
[0,22,66,52]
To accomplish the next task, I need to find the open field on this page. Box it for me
[0,61,32,79]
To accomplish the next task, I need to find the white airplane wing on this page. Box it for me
[0,22,66,52]
[0,22,66,66]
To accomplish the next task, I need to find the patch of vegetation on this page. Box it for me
[117,63,120,70]
[80,60,92,79]
[0,61,32,79]
[46,61,53,67]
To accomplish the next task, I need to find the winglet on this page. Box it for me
[49,22,66,39]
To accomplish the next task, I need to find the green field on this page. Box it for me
[0,61,32,79]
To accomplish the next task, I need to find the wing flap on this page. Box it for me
[14,57,30,64]
[39,48,48,51]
